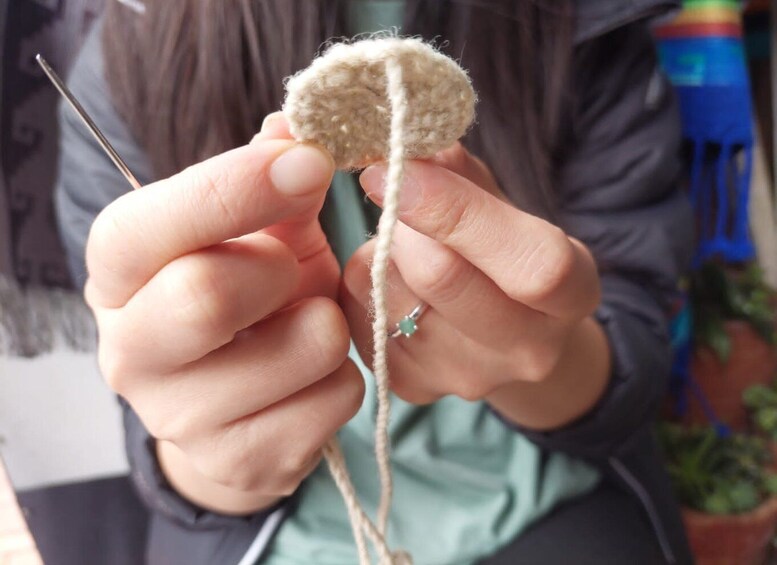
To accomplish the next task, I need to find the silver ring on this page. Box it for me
[389,302,429,339]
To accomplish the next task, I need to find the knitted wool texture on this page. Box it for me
[285,38,475,169]
[284,37,475,565]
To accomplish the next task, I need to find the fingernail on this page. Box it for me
[270,144,334,196]
[361,164,422,212]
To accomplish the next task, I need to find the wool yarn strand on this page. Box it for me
[323,440,392,564]
[371,53,407,536]
[283,36,476,565]
[319,52,409,565]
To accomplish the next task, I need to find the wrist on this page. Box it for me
[156,440,282,516]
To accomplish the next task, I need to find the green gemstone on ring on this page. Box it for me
[398,316,418,337]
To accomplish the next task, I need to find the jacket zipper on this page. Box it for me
[609,456,676,564]
[236,507,287,565]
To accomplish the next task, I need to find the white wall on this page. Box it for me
[0,349,128,491]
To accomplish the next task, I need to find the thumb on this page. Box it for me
[252,111,341,300]
[249,112,335,263]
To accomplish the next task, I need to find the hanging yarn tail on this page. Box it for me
[318,53,411,565]
[323,439,394,564]
[369,53,407,536]
[322,440,413,564]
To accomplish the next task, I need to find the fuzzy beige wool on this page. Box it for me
[284,38,475,169]
[284,37,475,565]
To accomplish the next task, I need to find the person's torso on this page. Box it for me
[262,2,601,563]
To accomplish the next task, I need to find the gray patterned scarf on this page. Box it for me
[0,0,105,356]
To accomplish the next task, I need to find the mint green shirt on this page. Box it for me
[264,3,600,563]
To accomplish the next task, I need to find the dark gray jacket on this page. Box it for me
[55,1,694,563]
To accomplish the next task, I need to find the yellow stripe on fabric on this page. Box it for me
[673,6,740,25]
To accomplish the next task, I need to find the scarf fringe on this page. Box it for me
[0,273,96,358]
[690,138,756,265]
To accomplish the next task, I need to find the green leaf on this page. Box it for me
[703,491,733,514]
[763,473,777,495]
[729,481,761,512]
[756,408,777,434]
[743,385,777,409]
[690,262,777,352]
[657,423,776,513]
[708,322,732,362]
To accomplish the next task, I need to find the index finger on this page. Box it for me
[86,139,334,309]
[360,161,600,318]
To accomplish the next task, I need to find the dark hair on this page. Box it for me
[103,0,574,216]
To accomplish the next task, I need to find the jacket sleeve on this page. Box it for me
[54,21,284,533]
[508,22,694,461]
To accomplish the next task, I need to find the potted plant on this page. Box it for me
[659,423,777,564]
[743,383,777,464]
[686,262,777,429]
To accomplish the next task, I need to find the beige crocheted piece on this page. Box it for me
[285,38,475,169]
[284,37,476,565]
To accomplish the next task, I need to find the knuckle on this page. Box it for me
[83,278,99,310]
[270,451,319,497]
[97,345,133,396]
[169,257,233,341]
[142,407,183,442]
[205,449,258,491]
[260,236,299,276]
[384,362,439,405]
[278,446,317,482]
[431,192,473,245]
[409,247,471,302]
[520,362,550,384]
[87,202,121,254]
[301,298,351,373]
[271,474,305,498]
[572,240,602,315]
[141,412,167,440]
[224,473,261,493]
[132,390,193,442]
[453,377,491,402]
[336,364,366,419]
[217,470,257,492]
[259,238,302,296]
[342,242,373,300]
[391,379,440,405]
[517,345,560,383]
[516,228,576,303]
[587,275,603,313]
[183,164,243,236]
[86,202,134,283]
[221,468,257,492]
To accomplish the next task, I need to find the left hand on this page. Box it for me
[340,143,602,406]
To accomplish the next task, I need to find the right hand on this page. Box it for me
[84,114,365,515]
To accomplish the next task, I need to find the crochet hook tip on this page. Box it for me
[36,53,143,191]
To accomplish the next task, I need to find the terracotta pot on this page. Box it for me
[682,498,777,565]
[686,321,777,430]
[764,441,777,474]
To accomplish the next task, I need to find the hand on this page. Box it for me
[85,114,364,515]
[340,144,610,429]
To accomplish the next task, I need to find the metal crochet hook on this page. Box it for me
[36,54,142,190]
